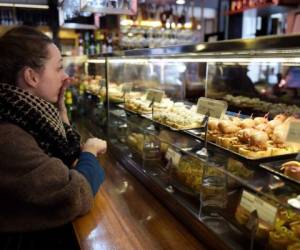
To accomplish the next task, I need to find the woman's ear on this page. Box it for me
[23,67,40,88]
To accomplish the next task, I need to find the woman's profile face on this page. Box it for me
[35,43,68,103]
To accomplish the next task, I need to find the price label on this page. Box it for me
[146,89,164,103]
[197,97,228,119]
[286,121,300,143]
[165,148,181,167]
[240,190,277,226]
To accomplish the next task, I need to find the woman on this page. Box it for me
[0,26,106,249]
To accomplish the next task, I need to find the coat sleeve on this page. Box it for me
[0,123,94,232]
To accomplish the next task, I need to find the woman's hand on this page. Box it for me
[57,77,73,125]
[82,138,107,157]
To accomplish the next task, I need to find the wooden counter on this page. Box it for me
[73,153,207,250]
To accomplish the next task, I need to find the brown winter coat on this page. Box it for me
[0,122,93,232]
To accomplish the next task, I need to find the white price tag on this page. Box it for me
[197,97,228,119]
[80,0,88,9]
[165,148,181,167]
[286,121,300,143]
[146,89,164,103]
[240,190,277,226]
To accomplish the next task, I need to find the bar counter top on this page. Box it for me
[73,152,207,250]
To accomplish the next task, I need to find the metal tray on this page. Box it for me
[116,103,297,164]
[260,158,300,185]
[118,103,205,131]
[185,130,297,164]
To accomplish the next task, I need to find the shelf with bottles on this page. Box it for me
[0,7,49,26]
[119,1,203,49]
[120,25,200,49]
[0,25,51,38]
[75,30,116,57]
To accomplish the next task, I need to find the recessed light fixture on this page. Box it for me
[176,0,185,4]
[0,3,49,9]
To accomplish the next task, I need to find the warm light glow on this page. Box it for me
[140,20,162,27]
[109,57,300,64]
[87,59,105,64]
[0,3,49,9]
[196,44,205,51]
[120,18,195,29]
[176,0,185,4]
[44,32,52,38]
[120,19,134,26]
[184,22,192,29]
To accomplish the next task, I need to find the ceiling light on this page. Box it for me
[176,0,185,4]
[0,3,49,9]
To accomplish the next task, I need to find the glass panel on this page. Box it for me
[206,61,300,117]
[99,42,300,250]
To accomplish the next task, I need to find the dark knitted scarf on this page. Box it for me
[0,83,81,166]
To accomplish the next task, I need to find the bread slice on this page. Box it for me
[229,143,247,153]
[207,132,220,142]
[238,147,272,159]
[271,146,293,156]
[217,136,238,149]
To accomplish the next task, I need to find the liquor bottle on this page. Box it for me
[84,32,90,56]
[2,10,9,25]
[7,9,14,25]
[101,42,107,54]
[78,33,84,56]
[107,34,113,53]
[95,39,101,56]
[89,33,96,56]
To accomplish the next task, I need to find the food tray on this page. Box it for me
[185,130,297,164]
[117,103,297,164]
[152,119,204,131]
[260,158,300,185]
[209,140,296,163]
[118,104,205,131]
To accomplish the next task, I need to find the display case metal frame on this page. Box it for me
[84,34,300,250]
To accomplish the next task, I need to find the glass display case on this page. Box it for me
[82,35,300,250]
[63,55,106,121]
